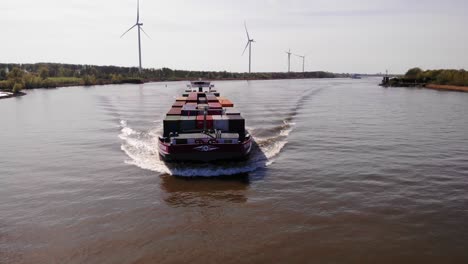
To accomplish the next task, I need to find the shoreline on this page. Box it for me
[0,91,26,100]
[380,68,468,93]
[425,84,468,93]
[381,82,468,93]
[0,76,342,99]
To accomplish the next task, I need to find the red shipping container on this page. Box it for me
[196,115,213,129]
[187,92,198,101]
[208,102,222,109]
[167,107,182,116]
[208,109,223,115]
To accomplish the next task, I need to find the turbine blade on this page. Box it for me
[244,21,250,40]
[140,27,151,39]
[242,41,250,55]
[137,0,140,23]
[120,24,137,38]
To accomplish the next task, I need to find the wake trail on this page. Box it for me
[119,88,321,177]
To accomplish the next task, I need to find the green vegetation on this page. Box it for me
[384,68,468,87]
[0,63,338,93]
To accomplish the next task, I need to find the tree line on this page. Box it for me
[385,68,468,87]
[0,63,338,93]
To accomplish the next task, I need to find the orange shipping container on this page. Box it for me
[219,99,234,107]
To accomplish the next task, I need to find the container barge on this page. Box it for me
[158,81,252,162]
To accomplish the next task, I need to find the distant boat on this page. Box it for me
[350,74,362,79]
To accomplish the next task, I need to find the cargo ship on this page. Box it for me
[158,81,252,162]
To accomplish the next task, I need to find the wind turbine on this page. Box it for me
[121,0,150,73]
[242,21,255,73]
[286,49,292,72]
[295,54,306,73]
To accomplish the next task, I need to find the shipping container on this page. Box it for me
[181,104,199,116]
[206,95,218,102]
[225,107,241,115]
[208,102,222,109]
[172,101,186,108]
[196,115,213,129]
[212,115,230,132]
[227,115,245,134]
[219,99,234,107]
[176,97,188,102]
[181,109,199,116]
[180,116,197,131]
[197,104,209,109]
[184,103,197,109]
[208,109,223,115]
[167,107,182,116]
[187,92,198,102]
[163,116,180,136]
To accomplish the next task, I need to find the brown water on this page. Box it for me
[1,78,468,263]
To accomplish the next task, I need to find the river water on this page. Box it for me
[1,78,468,263]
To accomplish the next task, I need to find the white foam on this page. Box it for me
[118,118,294,177]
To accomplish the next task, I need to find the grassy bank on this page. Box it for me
[382,68,468,92]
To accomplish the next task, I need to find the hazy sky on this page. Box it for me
[1,0,467,73]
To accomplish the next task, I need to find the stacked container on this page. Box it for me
[163,115,180,136]
[227,115,245,135]
[206,94,218,102]
[181,103,198,116]
[167,107,182,116]
[220,100,234,107]
[180,116,196,131]
[196,115,213,129]
[212,115,230,132]
[225,107,241,115]
[208,102,222,109]
[187,92,198,103]
[163,85,247,143]
[172,101,185,108]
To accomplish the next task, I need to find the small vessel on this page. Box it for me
[158,81,252,162]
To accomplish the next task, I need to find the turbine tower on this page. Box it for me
[242,21,255,73]
[121,0,150,73]
[286,49,292,72]
[295,54,306,73]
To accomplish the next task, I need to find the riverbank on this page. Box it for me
[0,62,342,97]
[425,84,468,92]
[0,66,344,100]
[380,68,468,93]
[0,75,343,100]
[381,81,468,93]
